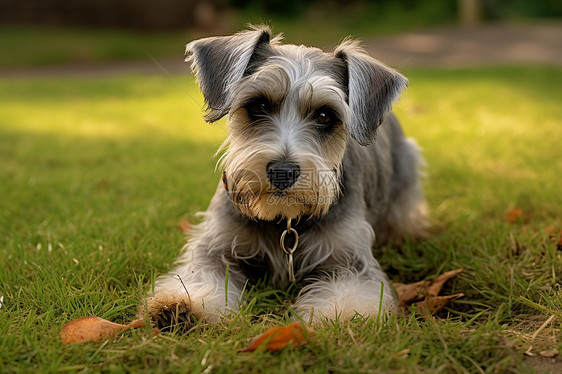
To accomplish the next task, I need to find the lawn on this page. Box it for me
[0,27,192,68]
[0,66,560,372]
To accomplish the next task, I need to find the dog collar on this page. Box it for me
[280,218,299,283]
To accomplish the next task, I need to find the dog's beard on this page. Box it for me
[222,157,341,221]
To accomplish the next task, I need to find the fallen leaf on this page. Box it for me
[60,316,146,344]
[177,219,192,234]
[239,321,314,353]
[393,269,464,316]
[544,226,555,234]
[539,348,559,358]
[414,294,464,315]
[506,208,523,223]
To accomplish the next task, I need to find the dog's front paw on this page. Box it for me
[142,294,196,331]
[294,276,399,325]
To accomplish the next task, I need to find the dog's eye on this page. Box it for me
[314,107,339,131]
[317,112,331,124]
[246,99,270,119]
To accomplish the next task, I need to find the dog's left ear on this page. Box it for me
[334,39,408,146]
[185,26,274,122]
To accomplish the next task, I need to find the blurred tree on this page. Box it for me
[459,0,482,25]
[483,0,562,19]
[0,0,222,30]
[229,0,309,17]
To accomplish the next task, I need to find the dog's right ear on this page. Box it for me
[185,26,274,122]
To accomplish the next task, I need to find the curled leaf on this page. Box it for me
[240,321,314,353]
[60,316,146,344]
[393,269,464,316]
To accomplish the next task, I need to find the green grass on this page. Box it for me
[1,67,561,372]
[0,26,191,68]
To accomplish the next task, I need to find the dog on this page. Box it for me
[142,25,428,328]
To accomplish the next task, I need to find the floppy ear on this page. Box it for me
[185,25,274,122]
[334,39,408,146]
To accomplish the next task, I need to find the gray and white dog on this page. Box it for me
[143,26,428,328]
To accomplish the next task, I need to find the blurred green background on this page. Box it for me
[0,0,560,68]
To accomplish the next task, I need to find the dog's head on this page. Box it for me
[186,26,407,221]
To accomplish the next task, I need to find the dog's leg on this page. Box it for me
[292,218,399,324]
[140,194,247,330]
[142,255,243,330]
[294,264,398,325]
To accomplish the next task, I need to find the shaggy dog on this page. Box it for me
[142,26,428,328]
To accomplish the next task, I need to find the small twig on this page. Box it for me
[524,345,535,357]
[529,314,557,342]
[524,314,557,357]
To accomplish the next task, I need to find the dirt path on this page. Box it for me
[363,21,562,68]
[1,21,560,79]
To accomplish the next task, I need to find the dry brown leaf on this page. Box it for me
[414,294,464,315]
[506,208,532,223]
[539,349,559,358]
[177,219,192,234]
[239,321,314,353]
[506,208,523,223]
[393,269,464,316]
[60,316,146,344]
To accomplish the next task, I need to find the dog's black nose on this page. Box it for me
[266,161,300,190]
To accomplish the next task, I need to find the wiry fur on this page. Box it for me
[141,26,429,328]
